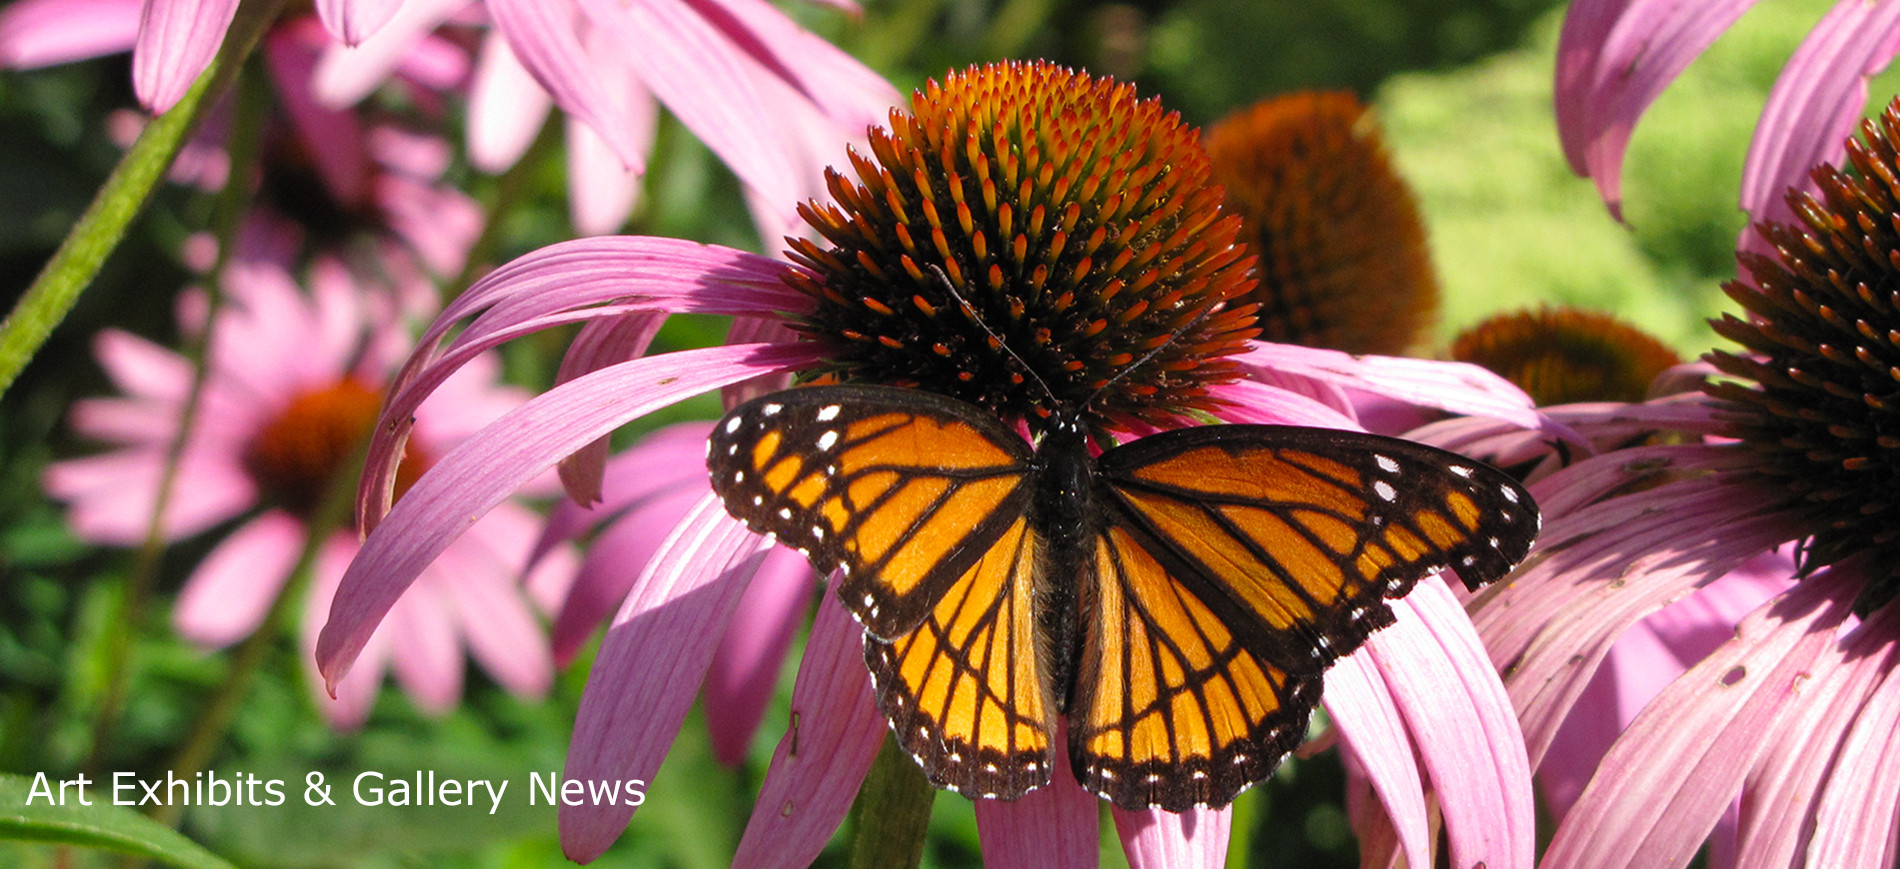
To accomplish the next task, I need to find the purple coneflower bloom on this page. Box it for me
[315,61,1544,866]
[43,246,568,728]
[1456,103,1900,867]
[1555,0,1900,227]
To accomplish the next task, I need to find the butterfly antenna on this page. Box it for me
[929,265,1061,407]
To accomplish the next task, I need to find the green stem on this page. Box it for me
[148,436,361,830]
[0,0,285,398]
[844,735,935,869]
[80,63,274,780]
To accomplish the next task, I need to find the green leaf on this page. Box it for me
[0,773,237,869]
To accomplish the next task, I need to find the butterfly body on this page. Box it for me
[707,383,1538,811]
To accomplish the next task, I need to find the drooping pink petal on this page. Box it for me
[720,316,802,407]
[1553,0,1762,218]
[311,0,465,105]
[485,0,641,168]
[1207,378,1363,430]
[1370,581,1534,869]
[553,311,667,504]
[691,0,896,131]
[319,341,822,690]
[1808,607,1900,865]
[973,746,1099,869]
[315,0,407,46]
[438,505,557,698]
[1539,573,1856,869]
[705,545,816,765]
[1729,599,1898,869]
[0,0,142,68]
[1233,342,1541,429]
[1323,655,1430,869]
[466,31,553,172]
[730,591,888,869]
[356,237,810,528]
[530,422,712,570]
[551,483,705,663]
[173,511,304,646]
[133,0,244,112]
[92,328,192,402]
[567,115,644,237]
[1112,805,1230,869]
[1737,0,1900,229]
[561,498,773,861]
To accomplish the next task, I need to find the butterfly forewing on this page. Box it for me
[707,385,1037,639]
[1097,425,1539,676]
[1070,525,1323,811]
[865,515,1058,799]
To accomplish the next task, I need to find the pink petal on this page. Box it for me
[466,31,553,172]
[553,311,668,504]
[972,742,1100,869]
[561,499,774,861]
[1234,342,1541,429]
[1738,0,1900,227]
[44,448,257,543]
[705,545,816,765]
[133,0,243,113]
[567,113,646,236]
[1112,805,1230,869]
[438,505,556,697]
[486,0,641,168]
[93,329,192,402]
[721,316,802,407]
[550,484,706,664]
[311,0,465,105]
[1539,573,1856,869]
[1206,378,1363,430]
[573,0,796,206]
[173,511,303,647]
[531,422,712,569]
[1369,581,1535,869]
[730,591,888,869]
[1808,607,1900,865]
[357,237,809,529]
[1323,655,1430,869]
[385,575,466,713]
[1553,0,1762,218]
[263,21,373,207]
[0,0,142,68]
[315,0,405,45]
[693,0,895,131]
[319,341,822,692]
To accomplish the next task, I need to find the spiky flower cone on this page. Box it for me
[1452,307,1681,405]
[1705,98,1900,611]
[785,61,1260,435]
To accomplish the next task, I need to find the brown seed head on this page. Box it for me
[1204,91,1437,355]
[1451,307,1682,406]
[1704,98,1900,611]
[784,60,1260,435]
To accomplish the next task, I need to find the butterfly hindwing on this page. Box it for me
[865,515,1058,799]
[1069,524,1323,811]
[1096,424,1540,676]
[707,384,1036,639]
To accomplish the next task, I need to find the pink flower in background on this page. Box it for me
[43,248,568,728]
[0,0,414,113]
[309,0,898,237]
[1555,0,1900,230]
[313,62,1547,867]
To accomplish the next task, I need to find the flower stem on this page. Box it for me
[844,735,934,869]
[79,63,274,780]
[0,0,284,398]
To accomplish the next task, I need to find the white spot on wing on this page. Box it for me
[1450,465,1474,478]
[1374,480,1397,502]
[817,430,840,450]
[725,416,743,434]
[1501,485,1521,503]
[1375,454,1399,473]
[762,403,783,416]
[816,404,842,421]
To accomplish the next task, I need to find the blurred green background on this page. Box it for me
[2,0,1894,865]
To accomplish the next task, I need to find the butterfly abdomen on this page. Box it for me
[1028,411,1100,715]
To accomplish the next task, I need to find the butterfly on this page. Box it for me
[706,382,1537,811]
